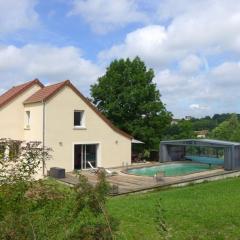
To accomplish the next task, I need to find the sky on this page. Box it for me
[0,0,240,118]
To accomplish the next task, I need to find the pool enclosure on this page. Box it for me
[160,139,240,171]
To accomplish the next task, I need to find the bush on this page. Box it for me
[0,139,51,184]
[70,172,118,239]
[0,139,118,240]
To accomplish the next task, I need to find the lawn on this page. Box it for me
[2,177,240,239]
[108,177,240,240]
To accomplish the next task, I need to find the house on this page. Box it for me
[0,79,132,176]
[185,116,193,120]
[171,118,180,125]
[194,130,209,138]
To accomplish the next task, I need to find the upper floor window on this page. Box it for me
[25,111,30,129]
[74,110,84,127]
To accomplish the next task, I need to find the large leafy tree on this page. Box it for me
[210,114,240,141]
[163,120,196,140]
[90,57,172,149]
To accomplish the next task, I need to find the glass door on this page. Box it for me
[74,144,97,170]
[86,144,97,168]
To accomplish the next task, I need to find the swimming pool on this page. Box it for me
[127,163,216,177]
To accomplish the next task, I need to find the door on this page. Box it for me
[74,144,97,170]
[74,145,82,169]
[86,144,97,168]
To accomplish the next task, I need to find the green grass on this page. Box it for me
[108,177,240,240]
[3,177,240,239]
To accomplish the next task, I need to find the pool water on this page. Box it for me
[127,163,215,177]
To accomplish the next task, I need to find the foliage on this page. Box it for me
[190,116,217,131]
[190,113,239,132]
[0,138,51,185]
[69,172,117,240]
[143,149,150,159]
[163,120,196,140]
[0,139,52,239]
[0,139,117,239]
[0,180,64,239]
[90,57,172,149]
[0,176,117,239]
[163,113,240,140]
[210,114,240,141]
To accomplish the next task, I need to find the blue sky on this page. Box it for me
[0,0,240,118]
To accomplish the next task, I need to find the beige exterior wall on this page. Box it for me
[23,103,43,142]
[0,85,42,140]
[44,86,131,172]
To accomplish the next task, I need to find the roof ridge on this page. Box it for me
[11,78,43,89]
[44,80,69,88]
[0,79,44,108]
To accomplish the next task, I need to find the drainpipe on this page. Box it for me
[42,101,46,176]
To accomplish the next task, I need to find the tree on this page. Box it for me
[190,117,217,131]
[210,114,240,141]
[163,120,196,140]
[90,57,172,149]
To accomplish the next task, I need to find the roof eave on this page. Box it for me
[23,100,43,105]
[0,79,44,109]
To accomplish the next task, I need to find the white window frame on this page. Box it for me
[72,142,101,170]
[25,111,31,129]
[74,110,85,129]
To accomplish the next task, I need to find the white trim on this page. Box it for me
[72,141,101,170]
[24,110,31,129]
[74,110,85,128]
[73,126,87,130]
[132,139,144,144]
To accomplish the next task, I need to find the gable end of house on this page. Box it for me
[24,80,132,140]
[0,79,44,109]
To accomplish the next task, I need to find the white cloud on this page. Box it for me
[99,0,240,64]
[154,60,240,118]
[211,61,240,85]
[155,69,210,117]
[98,0,240,117]
[99,25,177,68]
[1,0,240,118]
[0,44,103,95]
[69,0,147,34]
[190,104,209,110]
[179,55,203,74]
[0,0,39,34]
[157,0,240,53]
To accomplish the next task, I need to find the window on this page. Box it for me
[74,111,84,127]
[25,111,30,129]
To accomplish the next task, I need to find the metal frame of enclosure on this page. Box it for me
[160,139,240,171]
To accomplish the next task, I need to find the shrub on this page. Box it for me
[0,139,51,185]
[0,139,118,239]
[69,172,118,240]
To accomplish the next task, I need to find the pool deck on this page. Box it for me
[57,162,240,195]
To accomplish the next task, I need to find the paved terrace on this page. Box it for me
[58,162,240,195]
